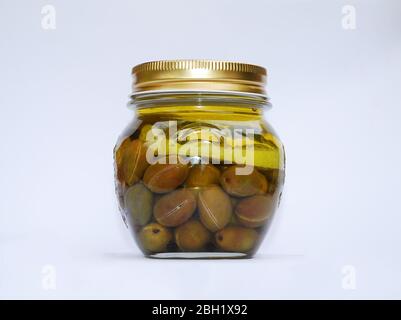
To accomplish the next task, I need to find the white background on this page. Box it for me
[1,0,401,299]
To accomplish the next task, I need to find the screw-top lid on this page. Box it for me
[131,60,267,97]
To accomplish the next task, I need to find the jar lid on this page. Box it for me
[131,60,267,97]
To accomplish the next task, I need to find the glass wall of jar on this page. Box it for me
[114,60,285,259]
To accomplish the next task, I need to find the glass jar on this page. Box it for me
[114,60,285,259]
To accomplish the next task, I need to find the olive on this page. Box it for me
[139,223,172,253]
[116,138,149,186]
[220,166,268,197]
[186,164,220,188]
[154,189,196,227]
[143,163,189,193]
[115,138,130,168]
[215,226,258,253]
[198,185,232,232]
[175,220,211,251]
[235,195,274,228]
[124,183,153,226]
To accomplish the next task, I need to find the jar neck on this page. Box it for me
[130,92,269,120]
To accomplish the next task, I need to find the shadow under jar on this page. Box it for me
[114,60,285,259]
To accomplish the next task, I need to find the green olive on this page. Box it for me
[116,138,149,186]
[198,185,232,232]
[235,195,274,228]
[220,166,268,197]
[139,223,172,253]
[115,138,130,169]
[186,164,220,188]
[215,226,258,253]
[124,183,153,226]
[175,220,211,251]
[154,189,196,227]
[143,163,189,193]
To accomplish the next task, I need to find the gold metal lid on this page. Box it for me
[131,60,267,97]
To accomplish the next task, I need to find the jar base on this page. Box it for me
[147,252,251,259]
